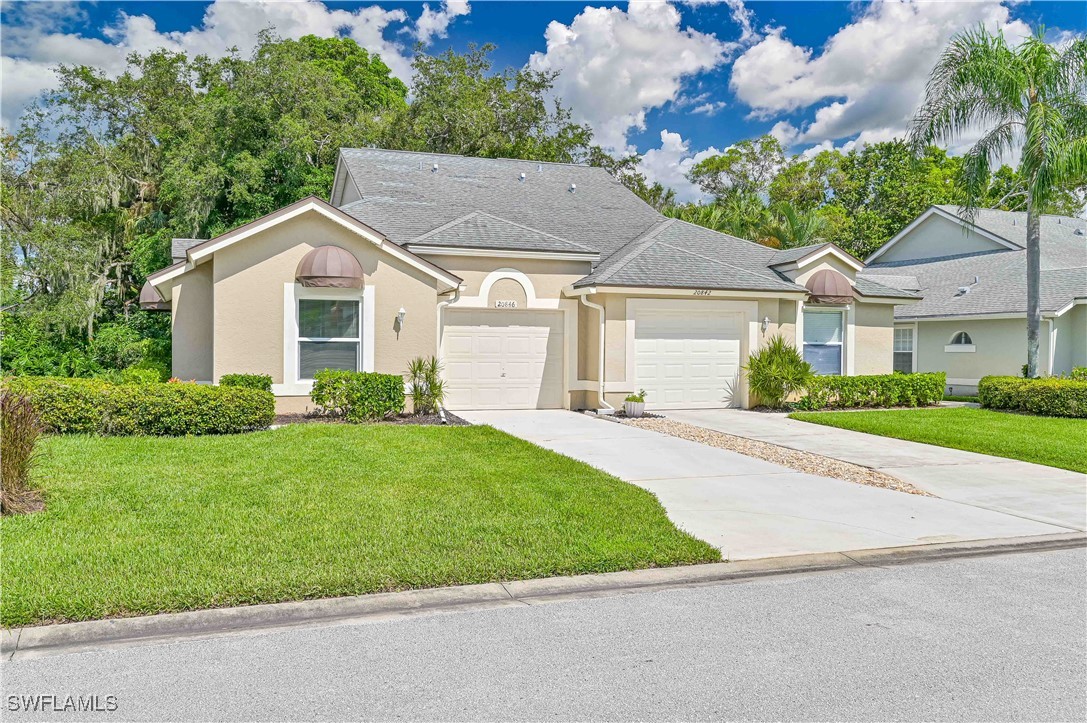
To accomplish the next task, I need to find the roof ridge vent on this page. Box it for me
[537,164,542,172]
[432,163,439,172]
[1075,227,1084,235]
[519,172,526,182]
[569,183,576,193]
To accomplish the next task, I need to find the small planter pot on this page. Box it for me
[624,401,646,418]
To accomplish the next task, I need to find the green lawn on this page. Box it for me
[2,424,718,627]
[789,407,1086,474]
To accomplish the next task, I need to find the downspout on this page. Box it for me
[436,286,462,354]
[1045,317,1055,376]
[578,290,613,411]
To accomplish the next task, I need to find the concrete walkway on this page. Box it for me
[667,409,1086,532]
[460,411,1068,560]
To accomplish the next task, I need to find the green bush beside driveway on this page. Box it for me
[1,424,718,627]
[789,407,1086,474]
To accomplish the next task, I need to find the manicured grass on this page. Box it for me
[789,407,1086,474]
[1,424,718,626]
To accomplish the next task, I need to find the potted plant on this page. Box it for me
[623,389,647,418]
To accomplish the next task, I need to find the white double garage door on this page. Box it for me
[443,305,743,410]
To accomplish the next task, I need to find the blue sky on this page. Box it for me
[2,1,1083,199]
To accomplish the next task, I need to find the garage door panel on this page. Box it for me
[443,309,564,410]
[635,308,742,409]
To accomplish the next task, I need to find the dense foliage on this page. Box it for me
[219,374,274,394]
[310,369,406,422]
[406,357,445,415]
[671,135,1083,257]
[796,372,946,410]
[978,376,1087,418]
[1,391,43,514]
[743,336,813,409]
[1,377,275,435]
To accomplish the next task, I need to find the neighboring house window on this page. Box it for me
[945,330,976,353]
[950,331,972,345]
[803,310,844,375]
[298,298,360,379]
[893,327,914,373]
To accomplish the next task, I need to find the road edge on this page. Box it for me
[5,531,1083,661]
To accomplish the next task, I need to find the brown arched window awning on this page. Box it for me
[138,281,171,311]
[805,268,854,304]
[296,245,364,288]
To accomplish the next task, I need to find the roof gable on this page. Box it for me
[406,211,597,256]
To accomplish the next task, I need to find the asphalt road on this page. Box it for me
[3,549,1084,722]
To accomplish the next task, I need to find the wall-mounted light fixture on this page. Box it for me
[761,316,771,334]
[397,308,407,328]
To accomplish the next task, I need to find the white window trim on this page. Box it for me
[944,344,976,353]
[802,307,847,376]
[893,323,917,373]
[276,283,374,396]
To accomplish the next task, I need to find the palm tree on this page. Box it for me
[760,202,829,249]
[908,26,1086,377]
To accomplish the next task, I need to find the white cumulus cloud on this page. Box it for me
[639,129,723,203]
[412,0,471,45]
[528,2,732,151]
[729,0,1033,146]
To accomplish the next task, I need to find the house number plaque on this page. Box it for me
[494,300,518,309]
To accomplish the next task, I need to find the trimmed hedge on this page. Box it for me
[310,370,405,422]
[796,372,945,410]
[978,376,1087,418]
[219,373,273,393]
[1,377,275,435]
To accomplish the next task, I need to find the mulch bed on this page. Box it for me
[273,411,469,427]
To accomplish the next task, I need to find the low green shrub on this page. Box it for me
[796,372,945,410]
[743,336,813,409]
[120,367,163,385]
[219,373,274,394]
[310,370,405,422]
[1071,367,1087,381]
[1,391,43,514]
[1,377,274,435]
[978,376,1087,418]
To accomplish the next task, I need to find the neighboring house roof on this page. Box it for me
[862,206,1086,319]
[406,211,597,257]
[861,250,1086,319]
[336,148,661,258]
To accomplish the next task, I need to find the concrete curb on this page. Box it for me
[4,532,1083,661]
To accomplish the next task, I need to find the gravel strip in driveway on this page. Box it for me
[621,416,930,496]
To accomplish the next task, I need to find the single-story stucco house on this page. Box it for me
[859,205,1087,395]
[141,148,919,413]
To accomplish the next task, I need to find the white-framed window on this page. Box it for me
[945,330,976,353]
[950,331,972,345]
[893,327,914,373]
[297,297,361,381]
[803,309,844,375]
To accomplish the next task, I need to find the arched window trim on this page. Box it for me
[949,331,973,345]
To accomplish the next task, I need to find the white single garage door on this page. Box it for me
[443,309,564,409]
[634,308,742,409]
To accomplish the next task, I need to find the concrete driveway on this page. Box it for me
[459,411,1067,560]
[667,409,1087,532]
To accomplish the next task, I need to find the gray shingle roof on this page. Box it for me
[171,238,203,262]
[861,249,1086,318]
[406,212,595,255]
[574,219,806,292]
[934,205,1086,269]
[337,148,661,257]
[767,243,834,266]
[853,276,920,299]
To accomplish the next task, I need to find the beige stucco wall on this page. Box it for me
[209,210,441,383]
[877,213,1006,264]
[424,256,591,300]
[169,263,214,381]
[852,303,895,375]
[913,318,1029,382]
[487,277,528,307]
[1065,304,1087,372]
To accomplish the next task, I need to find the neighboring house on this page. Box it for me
[141,148,917,413]
[860,205,1087,395]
